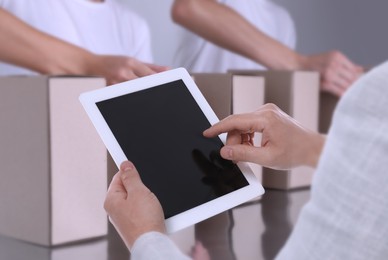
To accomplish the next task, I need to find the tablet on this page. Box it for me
[79,68,264,233]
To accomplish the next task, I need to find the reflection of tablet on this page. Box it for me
[79,68,264,233]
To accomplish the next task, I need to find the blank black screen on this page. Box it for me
[97,80,248,218]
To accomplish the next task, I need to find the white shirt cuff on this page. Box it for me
[131,231,191,260]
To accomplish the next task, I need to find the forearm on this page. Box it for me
[0,8,95,75]
[172,0,302,70]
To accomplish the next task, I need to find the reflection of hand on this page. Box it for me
[104,161,165,249]
[204,103,325,169]
[191,241,211,260]
[90,55,169,85]
[192,149,248,195]
[298,50,363,97]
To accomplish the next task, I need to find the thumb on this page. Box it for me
[119,161,143,192]
[220,145,266,165]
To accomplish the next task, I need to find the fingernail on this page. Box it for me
[121,161,134,172]
[223,147,233,159]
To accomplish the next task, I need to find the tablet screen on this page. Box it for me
[96,79,249,218]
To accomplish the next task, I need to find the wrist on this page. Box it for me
[75,50,100,76]
[292,52,308,71]
[263,49,307,71]
[305,132,326,168]
[43,46,97,76]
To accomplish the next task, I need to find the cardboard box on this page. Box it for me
[229,70,320,190]
[319,92,339,133]
[0,76,108,246]
[191,73,265,182]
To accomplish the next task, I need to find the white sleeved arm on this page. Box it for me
[131,232,191,260]
[276,61,388,259]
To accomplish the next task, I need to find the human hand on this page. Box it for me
[298,51,363,97]
[203,104,325,169]
[91,55,169,85]
[104,161,165,249]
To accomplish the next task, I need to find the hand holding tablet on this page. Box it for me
[79,68,264,233]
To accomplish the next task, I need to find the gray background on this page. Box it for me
[127,0,388,68]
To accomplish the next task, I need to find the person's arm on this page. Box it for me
[204,103,326,169]
[0,8,167,85]
[171,0,363,96]
[276,61,388,260]
[104,106,325,257]
[104,161,190,259]
[172,0,299,70]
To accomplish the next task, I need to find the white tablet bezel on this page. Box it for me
[79,67,264,233]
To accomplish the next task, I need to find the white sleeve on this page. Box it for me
[276,61,388,259]
[131,232,191,260]
[283,12,296,50]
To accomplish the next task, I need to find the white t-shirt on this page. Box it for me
[173,0,296,73]
[0,0,153,76]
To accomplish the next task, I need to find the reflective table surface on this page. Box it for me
[0,189,310,260]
